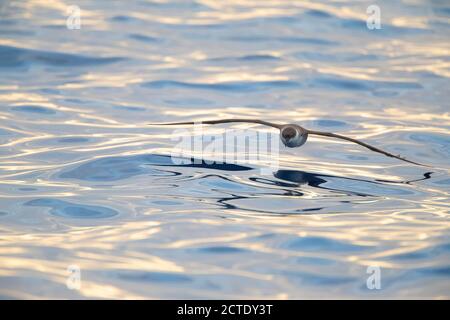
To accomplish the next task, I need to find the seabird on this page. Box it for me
[148,119,427,166]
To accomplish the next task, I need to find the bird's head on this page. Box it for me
[280,124,308,148]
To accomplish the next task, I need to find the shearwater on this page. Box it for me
[149,118,428,166]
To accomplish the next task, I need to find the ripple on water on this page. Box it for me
[208,54,281,63]
[434,178,450,186]
[18,187,36,191]
[285,236,372,252]
[296,256,336,266]
[339,18,428,35]
[305,9,333,19]
[11,105,56,115]
[195,246,247,254]
[0,128,21,144]
[128,33,159,43]
[1,0,449,299]
[0,44,124,68]
[415,266,450,277]
[282,270,357,286]
[141,80,300,92]
[198,175,259,192]
[163,98,213,106]
[226,35,338,46]
[274,170,377,196]
[114,271,192,283]
[59,154,252,181]
[57,137,90,143]
[313,119,348,127]
[409,133,450,157]
[313,76,423,92]
[387,243,450,261]
[24,198,119,219]
[151,200,182,206]
[294,51,379,62]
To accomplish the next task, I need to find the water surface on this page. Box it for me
[0,0,449,299]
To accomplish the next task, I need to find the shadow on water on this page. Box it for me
[0,45,124,68]
[54,154,434,215]
[274,170,433,195]
[212,170,432,214]
[24,198,119,219]
[59,154,252,181]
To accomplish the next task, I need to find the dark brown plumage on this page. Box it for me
[281,127,297,139]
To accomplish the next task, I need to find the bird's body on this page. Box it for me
[148,118,427,167]
[280,124,308,148]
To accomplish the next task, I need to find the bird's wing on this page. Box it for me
[306,130,429,167]
[148,118,282,129]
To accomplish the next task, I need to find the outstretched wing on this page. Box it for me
[307,130,429,167]
[148,118,282,129]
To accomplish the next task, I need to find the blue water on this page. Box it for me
[0,1,449,299]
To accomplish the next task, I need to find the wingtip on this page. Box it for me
[402,158,432,168]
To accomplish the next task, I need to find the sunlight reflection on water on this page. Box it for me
[0,0,449,299]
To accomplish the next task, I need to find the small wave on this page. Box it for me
[313,76,423,91]
[0,45,124,68]
[141,80,300,92]
[11,105,56,115]
[59,154,252,182]
[209,54,281,63]
[114,271,192,283]
[294,51,379,62]
[128,33,159,43]
[227,36,337,46]
[24,198,119,219]
[284,235,372,252]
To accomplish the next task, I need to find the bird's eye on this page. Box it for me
[282,127,296,139]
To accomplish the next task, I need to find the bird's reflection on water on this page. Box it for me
[58,153,432,215]
[274,170,433,193]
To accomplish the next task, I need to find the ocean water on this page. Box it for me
[0,0,449,299]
